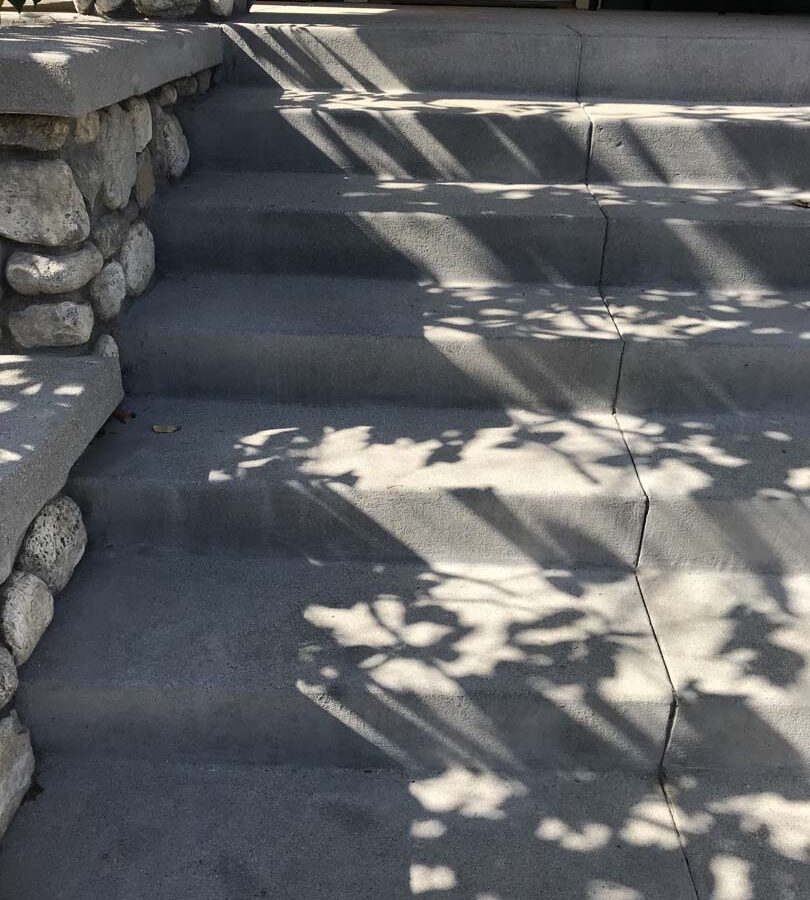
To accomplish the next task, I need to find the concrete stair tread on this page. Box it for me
[0,354,122,583]
[0,757,697,900]
[18,551,672,768]
[641,569,810,772]
[166,172,602,218]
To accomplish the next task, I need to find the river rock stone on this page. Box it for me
[150,103,189,180]
[0,160,89,247]
[74,110,100,145]
[17,496,87,594]
[6,244,103,296]
[8,297,94,349]
[98,103,137,210]
[173,76,197,98]
[134,0,201,17]
[0,649,17,709]
[0,571,53,666]
[150,84,177,108]
[123,96,152,152]
[89,260,126,320]
[91,210,129,259]
[95,0,127,12]
[0,115,70,151]
[135,149,156,208]
[64,139,103,209]
[94,334,119,358]
[120,220,155,296]
[0,712,34,840]
[209,0,234,16]
[196,68,213,92]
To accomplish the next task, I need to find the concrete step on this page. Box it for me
[619,411,810,572]
[610,288,810,414]
[0,757,697,900]
[120,274,621,410]
[179,88,591,183]
[68,398,645,567]
[641,570,810,773]
[596,184,810,289]
[150,173,606,285]
[588,103,810,189]
[0,354,122,584]
[18,552,672,770]
[226,5,810,104]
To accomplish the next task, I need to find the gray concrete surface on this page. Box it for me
[68,398,646,566]
[152,173,606,285]
[18,551,672,770]
[0,20,222,117]
[0,354,122,585]
[120,274,621,410]
[0,756,696,900]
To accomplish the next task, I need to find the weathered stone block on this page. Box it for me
[0,712,34,840]
[0,649,17,709]
[209,0,234,17]
[173,76,197,98]
[135,149,156,209]
[94,334,119,358]
[123,97,152,153]
[89,260,126,321]
[63,139,103,209]
[0,160,89,247]
[91,210,129,259]
[98,103,137,211]
[119,220,155,296]
[74,110,100,145]
[6,244,103,296]
[17,496,87,594]
[0,115,70,151]
[0,571,53,666]
[150,102,189,180]
[8,298,94,349]
[150,84,177,108]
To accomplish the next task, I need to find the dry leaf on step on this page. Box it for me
[152,424,181,434]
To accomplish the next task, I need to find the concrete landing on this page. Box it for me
[120,274,621,410]
[17,551,672,771]
[0,355,122,584]
[0,757,696,900]
[68,397,645,566]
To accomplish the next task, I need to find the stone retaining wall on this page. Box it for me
[72,0,251,20]
[0,65,219,359]
[0,63,220,840]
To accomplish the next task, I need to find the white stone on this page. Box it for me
[119,221,155,297]
[8,299,94,349]
[123,96,152,153]
[0,571,53,666]
[0,649,17,710]
[91,210,129,259]
[150,102,190,180]
[17,496,87,594]
[0,712,34,840]
[94,334,119,358]
[6,244,103,296]
[0,160,89,248]
[98,103,137,211]
[74,110,100,146]
[89,261,126,321]
[0,115,70,151]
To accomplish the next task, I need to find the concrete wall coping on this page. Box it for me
[0,16,223,117]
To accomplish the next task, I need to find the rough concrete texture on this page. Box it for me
[621,412,810,572]
[0,757,695,900]
[17,496,87,595]
[68,398,645,567]
[0,355,122,585]
[121,274,621,410]
[641,570,810,772]
[153,173,606,285]
[0,570,53,666]
[0,21,223,117]
[0,712,34,839]
[18,552,670,770]
[179,89,591,183]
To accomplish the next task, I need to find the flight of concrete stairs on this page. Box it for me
[2,7,809,898]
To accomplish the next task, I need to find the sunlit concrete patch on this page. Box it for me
[19,552,671,772]
[0,354,122,584]
[641,570,810,771]
[665,772,810,900]
[609,288,810,413]
[620,411,810,571]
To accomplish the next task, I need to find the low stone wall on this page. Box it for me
[0,62,220,840]
[72,0,250,19]
[0,66,219,359]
